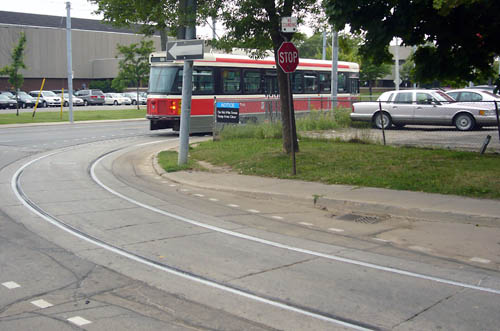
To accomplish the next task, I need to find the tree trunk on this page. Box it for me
[276,53,299,154]
[15,92,19,116]
[136,86,140,110]
[369,80,373,101]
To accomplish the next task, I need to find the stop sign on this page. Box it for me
[277,42,299,73]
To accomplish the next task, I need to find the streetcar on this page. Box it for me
[147,51,359,132]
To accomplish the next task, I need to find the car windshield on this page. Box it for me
[480,90,500,99]
[149,66,182,94]
[42,91,57,97]
[18,91,30,97]
[0,95,11,100]
[432,91,454,102]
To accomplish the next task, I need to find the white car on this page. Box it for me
[446,89,500,110]
[123,92,147,105]
[105,93,132,105]
[58,93,84,107]
[29,90,61,107]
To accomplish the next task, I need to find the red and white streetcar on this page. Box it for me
[147,52,359,132]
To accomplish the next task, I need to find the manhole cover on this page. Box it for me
[336,213,381,224]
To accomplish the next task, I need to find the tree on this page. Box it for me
[113,40,155,109]
[359,56,392,98]
[297,32,362,63]
[0,32,27,116]
[324,0,500,84]
[213,0,322,154]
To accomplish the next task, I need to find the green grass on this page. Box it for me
[179,137,500,199]
[0,108,146,125]
[157,150,201,172]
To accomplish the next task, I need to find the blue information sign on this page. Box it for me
[216,102,240,123]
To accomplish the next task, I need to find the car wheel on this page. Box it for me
[132,100,137,105]
[42,101,47,108]
[113,100,118,105]
[84,100,88,106]
[373,112,392,129]
[454,113,475,131]
[22,103,27,109]
[64,101,68,107]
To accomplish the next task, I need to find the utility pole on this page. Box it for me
[331,29,338,109]
[66,1,74,123]
[178,0,196,165]
[394,38,400,91]
[322,31,326,60]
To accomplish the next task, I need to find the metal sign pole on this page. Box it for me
[288,72,296,175]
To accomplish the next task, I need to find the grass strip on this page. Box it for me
[185,137,500,199]
[0,109,146,125]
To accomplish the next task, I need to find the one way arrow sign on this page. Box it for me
[166,40,204,61]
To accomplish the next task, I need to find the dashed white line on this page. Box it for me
[373,238,389,242]
[194,194,205,197]
[180,189,189,192]
[31,299,53,309]
[169,184,176,187]
[67,316,92,326]
[2,281,21,289]
[247,209,260,213]
[272,216,284,220]
[209,198,219,202]
[227,204,239,208]
[470,257,491,264]
[328,228,345,233]
[299,222,314,226]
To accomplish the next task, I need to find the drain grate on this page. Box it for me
[336,213,381,224]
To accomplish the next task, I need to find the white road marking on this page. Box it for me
[299,222,313,226]
[31,299,53,309]
[373,238,389,242]
[67,316,92,326]
[248,209,260,213]
[227,204,239,208]
[194,194,205,197]
[209,198,219,202]
[180,189,189,192]
[272,216,284,220]
[470,257,491,264]
[2,281,20,289]
[169,184,177,187]
[328,228,345,232]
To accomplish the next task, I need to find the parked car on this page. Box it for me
[465,85,497,94]
[446,89,500,109]
[123,92,147,105]
[105,93,131,105]
[0,94,17,109]
[350,89,496,131]
[28,90,61,107]
[57,92,84,107]
[16,91,36,108]
[74,89,105,106]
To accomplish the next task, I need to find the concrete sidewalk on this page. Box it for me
[159,167,500,226]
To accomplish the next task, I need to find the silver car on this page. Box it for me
[351,89,497,131]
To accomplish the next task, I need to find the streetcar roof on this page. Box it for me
[149,52,359,72]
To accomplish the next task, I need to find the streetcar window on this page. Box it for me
[243,71,261,94]
[222,69,241,93]
[148,66,182,94]
[338,72,346,92]
[319,73,331,93]
[304,73,318,93]
[292,72,303,93]
[193,69,214,93]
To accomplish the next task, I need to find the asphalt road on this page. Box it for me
[1,121,500,330]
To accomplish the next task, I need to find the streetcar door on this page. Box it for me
[263,73,279,97]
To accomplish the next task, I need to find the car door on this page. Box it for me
[413,92,449,124]
[389,91,415,123]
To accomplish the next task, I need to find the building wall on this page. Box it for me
[0,24,161,91]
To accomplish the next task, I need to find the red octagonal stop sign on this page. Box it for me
[277,42,299,73]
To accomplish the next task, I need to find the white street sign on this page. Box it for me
[166,40,204,61]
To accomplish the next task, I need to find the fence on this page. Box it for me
[214,96,500,154]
